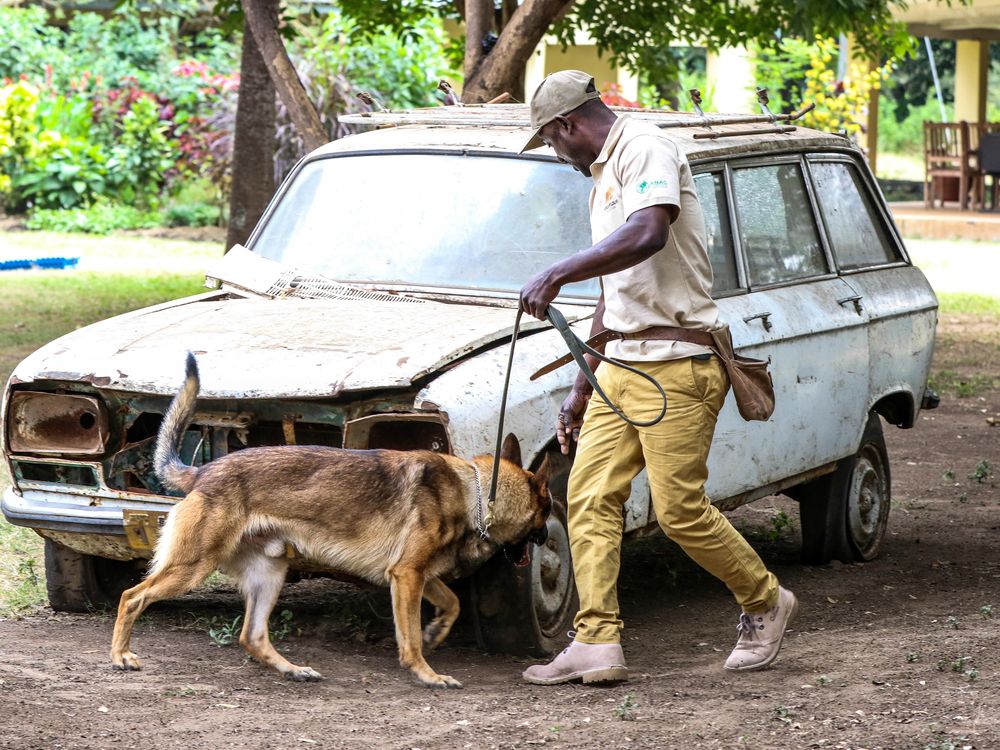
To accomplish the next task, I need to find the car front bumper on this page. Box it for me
[2,484,173,537]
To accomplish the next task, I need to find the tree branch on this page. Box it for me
[463,0,573,102]
[240,0,327,152]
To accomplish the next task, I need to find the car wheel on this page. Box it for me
[468,456,578,656]
[792,413,891,564]
[44,539,144,612]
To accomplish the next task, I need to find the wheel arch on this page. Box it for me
[870,388,916,429]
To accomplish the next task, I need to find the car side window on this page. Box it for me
[693,172,740,294]
[731,163,826,285]
[810,161,901,269]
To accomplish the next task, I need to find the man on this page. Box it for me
[517,70,797,685]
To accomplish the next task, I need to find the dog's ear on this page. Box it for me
[500,432,522,468]
[531,453,552,493]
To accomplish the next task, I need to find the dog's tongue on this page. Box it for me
[514,545,531,568]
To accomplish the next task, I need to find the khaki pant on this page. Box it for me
[567,355,779,644]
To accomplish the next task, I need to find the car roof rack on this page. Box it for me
[339,87,815,141]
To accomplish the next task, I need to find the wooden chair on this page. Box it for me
[970,122,1000,210]
[923,121,979,210]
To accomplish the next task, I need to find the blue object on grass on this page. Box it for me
[33,256,80,269]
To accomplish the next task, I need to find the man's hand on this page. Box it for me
[556,388,591,455]
[519,269,562,320]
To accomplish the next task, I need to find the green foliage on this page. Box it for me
[556,0,915,80]
[164,202,220,227]
[0,521,46,617]
[614,693,639,721]
[207,614,243,646]
[108,97,177,207]
[295,10,457,110]
[16,132,110,210]
[767,510,791,542]
[968,459,991,484]
[25,200,162,234]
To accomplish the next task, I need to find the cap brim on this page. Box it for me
[519,128,545,154]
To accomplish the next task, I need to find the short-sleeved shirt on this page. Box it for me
[589,115,719,361]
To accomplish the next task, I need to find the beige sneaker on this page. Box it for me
[522,636,628,685]
[724,585,798,672]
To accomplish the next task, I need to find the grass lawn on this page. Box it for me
[0,231,217,616]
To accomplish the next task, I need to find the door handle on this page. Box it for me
[837,294,864,315]
[743,311,773,332]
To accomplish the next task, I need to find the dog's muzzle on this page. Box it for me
[528,524,549,546]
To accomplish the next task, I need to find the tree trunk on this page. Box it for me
[241,0,327,152]
[462,0,573,103]
[226,15,276,251]
[464,0,493,85]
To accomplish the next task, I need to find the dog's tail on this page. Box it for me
[153,352,200,495]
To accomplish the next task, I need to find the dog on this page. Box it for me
[110,353,552,688]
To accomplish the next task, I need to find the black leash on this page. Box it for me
[483,307,668,524]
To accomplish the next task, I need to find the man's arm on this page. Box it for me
[519,204,673,320]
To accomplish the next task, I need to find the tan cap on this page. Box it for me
[519,70,600,153]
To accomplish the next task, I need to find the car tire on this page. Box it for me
[792,412,891,564]
[44,540,144,613]
[468,455,577,656]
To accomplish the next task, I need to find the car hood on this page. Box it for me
[11,294,550,398]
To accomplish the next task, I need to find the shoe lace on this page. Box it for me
[736,613,760,641]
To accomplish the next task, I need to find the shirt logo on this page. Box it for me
[636,178,669,194]
[603,186,619,211]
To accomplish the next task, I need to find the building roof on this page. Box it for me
[326,104,854,163]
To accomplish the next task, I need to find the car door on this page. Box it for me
[703,156,872,501]
[807,155,937,427]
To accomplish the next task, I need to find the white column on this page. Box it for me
[706,46,756,113]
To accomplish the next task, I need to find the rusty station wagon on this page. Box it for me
[1,104,938,655]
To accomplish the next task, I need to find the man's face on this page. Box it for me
[539,116,592,177]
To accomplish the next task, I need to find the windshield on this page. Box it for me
[251,153,599,298]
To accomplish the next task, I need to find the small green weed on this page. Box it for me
[928,371,996,399]
[208,615,243,647]
[923,738,972,750]
[906,651,920,663]
[614,693,638,721]
[968,459,991,484]
[980,604,993,619]
[938,656,971,673]
[774,706,793,724]
[767,510,791,542]
[815,675,830,686]
[271,609,299,642]
[942,469,956,483]
[946,615,959,629]
[958,492,968,503]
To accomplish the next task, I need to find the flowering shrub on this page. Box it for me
[0,8,238,217]
[800,38,892,136]
[754,38,892,140]
[600,83,641,109]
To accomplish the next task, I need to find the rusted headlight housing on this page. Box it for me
[7,391,109,457]
[343,414,450,453]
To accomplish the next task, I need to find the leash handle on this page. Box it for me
[546,306,667,429]
[486,306,668,509]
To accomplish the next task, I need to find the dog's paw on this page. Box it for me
[111,652,142,671]
[422,621,450,651]
[422,673,463,689]
[284,666,323,682]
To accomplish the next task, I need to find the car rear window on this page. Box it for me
[810,161,901,270]
[731,163,827,286]
[693,172,740,294]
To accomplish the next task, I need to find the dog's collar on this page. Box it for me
[471,464,493,541]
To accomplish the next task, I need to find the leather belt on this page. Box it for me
[530,325,715,381]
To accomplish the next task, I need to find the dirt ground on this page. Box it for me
[1,339,998,750]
